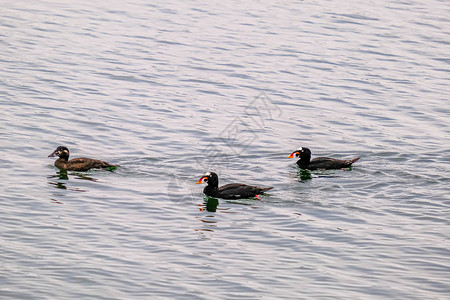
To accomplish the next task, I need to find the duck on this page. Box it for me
[196,172,273,200]
[48,146,118,171]
[288,147,360,170]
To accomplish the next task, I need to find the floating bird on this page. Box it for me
[48,146,118,171]
[288,147,360,170]
[196,172,273,200]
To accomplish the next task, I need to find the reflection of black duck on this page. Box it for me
[288,147,360,170]
[196,172,273,200]
[203,197,219,212]
[48,146,118,171]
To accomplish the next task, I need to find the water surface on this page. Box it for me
[1,0,449,299]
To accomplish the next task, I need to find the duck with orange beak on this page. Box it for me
[288,147,360,170]
[196,172,273,200]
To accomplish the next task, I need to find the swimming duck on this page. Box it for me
[48,146,118,171]
[288,147,360,170]
[196,172,273,199]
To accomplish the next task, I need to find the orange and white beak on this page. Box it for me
[288,151,298,158]
[196,176,208,184]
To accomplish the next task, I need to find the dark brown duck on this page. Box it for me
[48,146,118,171]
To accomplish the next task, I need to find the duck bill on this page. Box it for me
[196,177,207,184]
[287,152,295,158]
[48,150,58,157]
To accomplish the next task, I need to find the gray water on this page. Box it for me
[1,0,449,299]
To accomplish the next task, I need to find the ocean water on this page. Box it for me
[1,0,449,299]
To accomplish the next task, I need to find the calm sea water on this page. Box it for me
[1,0,449,299]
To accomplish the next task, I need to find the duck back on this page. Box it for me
[55,157,117,171]
[306,157,360,170]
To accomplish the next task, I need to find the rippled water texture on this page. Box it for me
[1,0,449,299]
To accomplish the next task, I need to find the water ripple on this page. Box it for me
[1,0,450,299]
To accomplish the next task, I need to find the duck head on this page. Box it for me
[288,147,311,159]
[196,172,219,187]
[48,146,70,160]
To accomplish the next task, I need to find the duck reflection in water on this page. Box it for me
[201,196,219,212]
[294,165,348,182]
[298,169,312,181]
[196,197,219,240]
[47,170,97,191]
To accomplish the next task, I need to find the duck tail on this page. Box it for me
[347,157,360,165]
[260,187,274,193]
